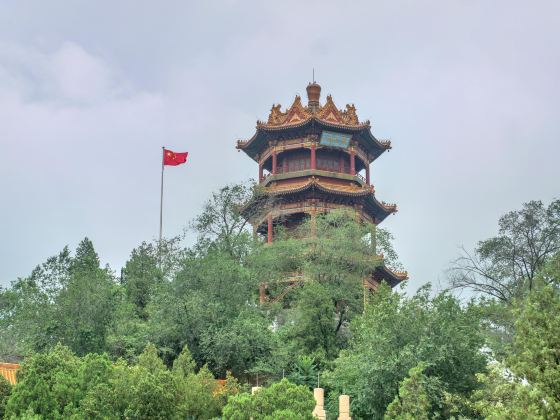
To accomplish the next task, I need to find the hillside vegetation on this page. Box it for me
[1,184,558,419]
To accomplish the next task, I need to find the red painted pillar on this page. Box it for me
[267,214,273,243]
[350,149,356,175]
[366,163,370,185]
[310,144,316,170]
[259,163,263,182]
[272,152,277,175]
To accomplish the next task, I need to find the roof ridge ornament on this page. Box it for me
[306,81,321,112]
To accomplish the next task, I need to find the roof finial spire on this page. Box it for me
[306,76,321,112]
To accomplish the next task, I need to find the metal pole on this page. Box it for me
[159,146,164,243]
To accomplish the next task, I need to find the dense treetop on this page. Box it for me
[0,186,558,419]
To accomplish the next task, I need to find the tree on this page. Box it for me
[191,182,257,260]
[507,261,560,416]
[105,238,185,362]
[0,238,118,359]
[384,364,431,420]
[172,344,197,377]
[4,344,113,418]
[450,200,560,303]
[0,278,52,359]
[77,345,179,419]
[146,247,263,373]
[466,362,548,419]
[172,345,227,419]
[122,241,162,319]
[250,210,389,344]
[215,370,243,408]
[0,375,11,419]
[0,247,71,359]
[200,309,276,378]
[325,284,487,419]
[53,238,116,355]
[177,365,221,419]
[123,366,177,419]
[104,297,150,362]
[284,282,339,361]
[287,355,319,389]
[376,226,404,272]
[222,378,315,420]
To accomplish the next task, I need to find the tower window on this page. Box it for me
[286,152,311,172]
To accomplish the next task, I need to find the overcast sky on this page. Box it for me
[1,1,559,293]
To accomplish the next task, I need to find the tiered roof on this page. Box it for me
[375,265,409,287]
[243,176,397,224]
[236,83,406,288]
[236,84,392,162]
[263,94,366,128]
[266,177,372,196]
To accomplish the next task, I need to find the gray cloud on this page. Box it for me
[1,1,559,293]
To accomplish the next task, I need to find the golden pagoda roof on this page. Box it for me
[259,94,369,130]
[267,177,374,197]
[243,177,397,224]
[236,83,392,162]
[374,265,408,287]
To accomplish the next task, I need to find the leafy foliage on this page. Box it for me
[325,284,487,419]
[4,343,235,419]
[122,241,162,319]
[0,375,11,419]
[506,262,560,416]
[384,363,431,420]
[458,253,560,419]
[191,182,256,260]
[4,343,111,418]
[250,210,387,365]
[466,362,549,419]
[5,185,558,420]
[450,199,560,302]
[222,378,315,420]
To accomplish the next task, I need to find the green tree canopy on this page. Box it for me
[325,284,487,419]
[222,378,315,420]
[4,344,112,418]
[0,375,11,419]
[450,199,560,303]
[53,238,116,355]
[191,182,258,260]
[384,363,431,420]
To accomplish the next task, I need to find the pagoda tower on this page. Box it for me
[236,82,407,302]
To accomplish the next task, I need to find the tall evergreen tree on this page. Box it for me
[53,238,116,355]
[122,241,161,319]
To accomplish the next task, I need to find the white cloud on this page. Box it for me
[0,41,128,106]
[0,41,167,284]
[46,42,115,104]
[0,1,559,294]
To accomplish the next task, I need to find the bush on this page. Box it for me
[223,378,315,419]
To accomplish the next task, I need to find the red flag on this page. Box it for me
[163,148,188,166]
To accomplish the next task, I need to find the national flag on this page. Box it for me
[163,148,188,166]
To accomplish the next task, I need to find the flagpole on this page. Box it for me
[159,146,164,244]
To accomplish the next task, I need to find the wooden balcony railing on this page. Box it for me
[260,168,368,185]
